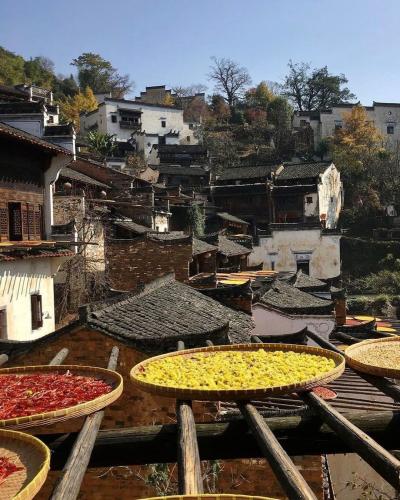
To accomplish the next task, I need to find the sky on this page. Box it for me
[0,0,399,103]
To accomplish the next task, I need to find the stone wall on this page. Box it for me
[106,235,192,291]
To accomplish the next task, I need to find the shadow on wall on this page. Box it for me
[0,270,49,301]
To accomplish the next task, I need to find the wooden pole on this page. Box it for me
[301,391,400,491]
[0,353,8,367]
[50,346,119,500]
[176,341,204,494]
[240,403,317,500]
[49,348,69,366]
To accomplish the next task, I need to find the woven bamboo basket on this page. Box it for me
[345,337,400,379]
[0,365,123,430]
[130,343,345,401]
[0,429,50,500]
[141,496,277,500]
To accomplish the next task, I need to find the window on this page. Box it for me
[306,196,313,204]
[156,226,160,232]
[0,309,6,339]
[161,120,166,128]
[387,125,394,135]
[300,119,308,127]
[31,294,43,330]
[189,123,194,130]
[186,136,190,142]
[8,203,22,241]
[111,115,117,123]
[47,115,54,124]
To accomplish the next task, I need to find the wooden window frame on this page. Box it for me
[31,294,43,330]
[0,308,7,339]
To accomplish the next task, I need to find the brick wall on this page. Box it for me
[106,235,192,290]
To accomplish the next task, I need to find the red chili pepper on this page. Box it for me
[0,373,112,420]
[0,457,23,485]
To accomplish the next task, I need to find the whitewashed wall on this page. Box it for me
[249,229,341,279]
[252,304,335,342]
[318,165,343,228]
[0,258,64,341]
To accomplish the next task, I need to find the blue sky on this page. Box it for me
[0,0,399,103]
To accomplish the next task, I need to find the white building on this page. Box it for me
[249,162,343,279]
[0,122,73,341]
[293,102,400,151]
[252,280,336,340]
[80,97,197,163]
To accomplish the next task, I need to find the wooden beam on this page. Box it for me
[50,346,119,500]
[44,410,400,470]
[301,391,400,491]
[240,403,317,500]
[48,348,69,366]
[176,341,203,494]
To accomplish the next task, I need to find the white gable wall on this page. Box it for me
[0,258,64,341]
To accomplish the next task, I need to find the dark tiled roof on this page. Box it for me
[44,124,74,137]
[277,162,331,181]
[0,122,72,156]
[158,145,206,154]
[0,246,74,262]
[290,270,328,292]
[86,275,254,350]
[193,238,218,256]
[218,235,251,257]
[260,281,333,315]
[0,101,44,114]
[0,84,29,101]
[155,165,207,176]
[217,212,249,225]
[149,231,189,241]
[113,220,155,235]
[216,165,277,182]
[60,167,110,189]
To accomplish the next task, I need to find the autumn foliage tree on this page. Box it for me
[59,87,98,128]
[333,105,385,209]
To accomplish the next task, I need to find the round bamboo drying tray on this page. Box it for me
[345,337,400,379]
[141,496,276,500]
[0,365,123,430]
[0,429,50,500]
[130,343,345,401]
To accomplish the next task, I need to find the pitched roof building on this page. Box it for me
[81,274,254,350]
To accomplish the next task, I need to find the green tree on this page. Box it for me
[267,96,293,157]
[209,94,230,123]
[315,138,331,160]
[71,52,133,97]
[282,61,356,111]
[86,131,117,159]
[24,56,55,88]
[59,86,98,128]
[52,74,79,100]
[0,46,25,85]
